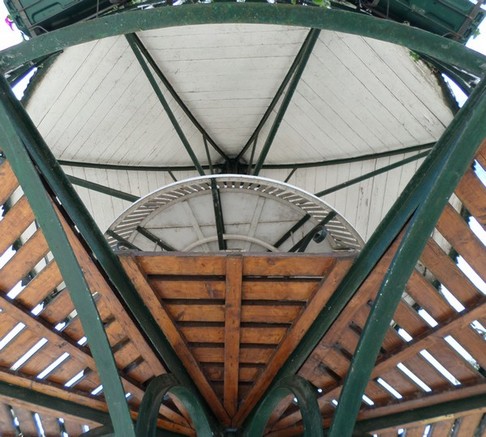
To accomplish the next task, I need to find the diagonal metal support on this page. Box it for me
[314,150,429,197]
[67,174,140,202]
[210,178,227,250]
[128,33,227,161]
[0,76,135,437]
[136,226,175,251]
[272,214,311,249]
[236,28,317,162]
[125,33,205,176]
[252,29,321,176]
[289,211,336,252]
[330,76,486,437]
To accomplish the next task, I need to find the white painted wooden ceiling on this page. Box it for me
[24,23,454,240]
[26,24,452,166]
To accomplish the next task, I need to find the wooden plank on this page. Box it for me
[0,403,15,433]
[456,413,483,436]
[136,254,227,276]
[402,355,448,391]
[181,326,287,345]
[242,255,342,276]
[192,346,273,364]
[0,161,19,205]
[406,270,453,322]
[224,256,243,417]
[436,203,486,284]
[421,238,481,305]
[403,426,426,437]
[452,328,486,370]
[430,419,454,436]
[13,407,38,436]
[234,258,352,426]
[0,196,34,256]
[242,280,320,301]
[150,279,225,300]
[14,261,63,308]
[455,168,486,230]
[378,367,421,398]
[0,229,50,291]
[120,256,230,425]
[476,140,486,171]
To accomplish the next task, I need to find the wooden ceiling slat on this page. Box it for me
[476,141,486,170]
[39,289,75,323]
[0,196,34,256]
[0,229,50,291]
[421,238,482,305]
[436,203,486,284]
[234,257,352,426]
[455,167,486,230]
[455,413,484,436]
[401,355,449,390]
[242,255,338,277]
[139,254,227,276]
[223,256,243,417]
[451,328,486,370]
[14,261,63,309]
[242,280,319,301]
[120,256,231,425]
[392,299,429,338]
[13,406,38,435]
[150,278,225,300]
[0,161,19,205]
[403,426,426,437]
[0,403,15,433]
[406,271,453,322]
[377,367,422,398]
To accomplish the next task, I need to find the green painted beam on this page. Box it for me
[253,29,320,176]
[330,75,486,437]
[0,380,110,426]
[243,376,323,437]
[1,4,485,78]
[354,393,486,434]
[67,174,140,202]
[314,150,429,197]
[125,33,205,176]
[0,76,135,437]
[210,179,227,251]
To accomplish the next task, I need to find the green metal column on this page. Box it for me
[330,75,486,437]
[0,76,136,437]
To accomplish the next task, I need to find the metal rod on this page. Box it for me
[288,211,336,252]
[125,34,205,176]
[330,75,486,437]
[314,151,429,197]
[67,174,140,202]
[272,214,311,249]
[284,167,298,183]
[128,33,227,161]
[210,179,227,251]
[246,134,258,174]
[168,170,178,182]
[236,28,316,161]
[253,29,321,176]
[204,136,215,175]
[0,76,135,437]
[136,226,175,251]
[106,230,141,251]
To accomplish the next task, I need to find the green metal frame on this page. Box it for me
[1,4,485,77]
[0,76,136,437]
[1,2,486,435]
[243,376,323,437]
[136,374,214,437]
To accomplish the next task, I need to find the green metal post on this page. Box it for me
[125,33,205,176]
[329,75,486,437]
[0,76,136,437]
[253,29,320,176]
[243,376,323,437]
[136,375,214,437]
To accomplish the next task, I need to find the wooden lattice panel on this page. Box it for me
[268,142,486,436]
[0,158,193,436]
[121,252,355,423]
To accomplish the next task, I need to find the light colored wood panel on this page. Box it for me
[150,279,225,300]
[456,168,486,230]
[242,255,340,277]
[137,254,226,276]
[0,197,34,256]
[456,413,483,436]
[0,161,19,205]
[224,256,243,417]
[0,229,50,291]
